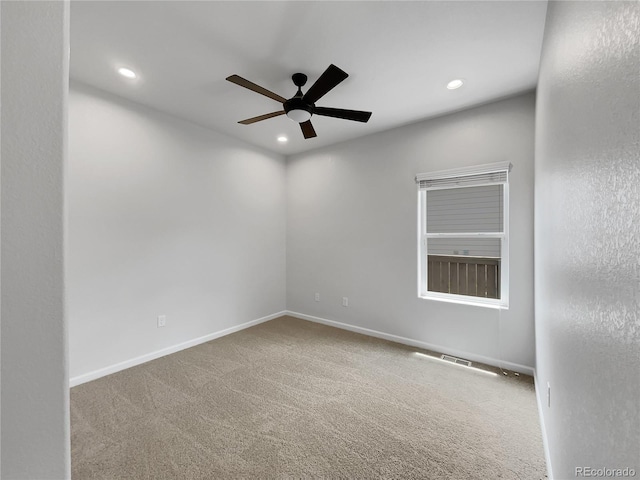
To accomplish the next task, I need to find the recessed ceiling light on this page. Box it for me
[277,136,288,143]
[117,67,137,79]
[447,79,464,90]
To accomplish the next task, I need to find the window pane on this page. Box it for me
[426,239,501,299]
[426,185,503,233]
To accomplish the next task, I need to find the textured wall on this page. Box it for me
[535,1,640,478]
[68,82,286,380]
[1,1,70,477]
[287,93,536,370]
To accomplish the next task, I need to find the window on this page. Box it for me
[416,162,511,308]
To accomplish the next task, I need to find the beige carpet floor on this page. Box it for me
[71,316,547,479]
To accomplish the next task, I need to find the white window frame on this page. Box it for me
[416,162,511,309]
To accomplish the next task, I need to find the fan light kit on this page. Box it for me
[118,67,137,79]
[226,64,372,139]
[277,136,288,143]
[447,79,464,90]
[286,109,311,123]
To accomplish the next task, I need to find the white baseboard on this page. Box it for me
[69,310,287,387]
[533,370,555,480]
[285,310,535,376]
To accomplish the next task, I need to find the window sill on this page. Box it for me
[419,293,508,310]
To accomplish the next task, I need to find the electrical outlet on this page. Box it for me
[315,293,320,302]
[157,315,166,328]
[547,382,551,408]
[342,297,349,307]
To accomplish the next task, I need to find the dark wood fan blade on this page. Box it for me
[300,120,317,139]
[302,65,348,104]
[238,111,286,125]
[226,75,287,103]
[313,106,372,123]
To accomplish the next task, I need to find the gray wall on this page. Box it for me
[68,83,286,380]
[535,1,640,478]
[1,1,70,478]
[287,92,536,370]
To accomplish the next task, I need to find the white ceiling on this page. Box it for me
[70,1,548,156]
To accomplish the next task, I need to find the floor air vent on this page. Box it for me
[441,354,472,367]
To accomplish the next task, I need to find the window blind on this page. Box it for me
[426,185,503,233]
[419,171,507,189]
[416,161,511,190]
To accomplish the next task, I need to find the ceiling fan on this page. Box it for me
[226,64,372,139]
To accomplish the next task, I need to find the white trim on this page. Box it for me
[419,292,506,309]
[501,172,510,306]
[420,181,507,191]
[69,311,286,387]
[417,189,427,297]
[534,370,555,480]
[415,161,512,182]
[418,170,510,308]
[286,310,534,376]
[425,232,504,238]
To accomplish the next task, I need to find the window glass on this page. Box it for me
[426,240,501,299]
